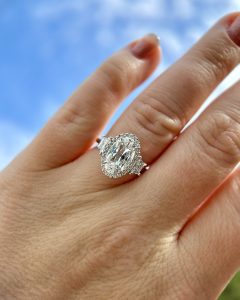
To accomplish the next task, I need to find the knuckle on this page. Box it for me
[97,56,133,98]
[133,93,183,145]
[58,101,86,129]
[55,56,135,130]
[190,34,239,85]
[197,112,240,165]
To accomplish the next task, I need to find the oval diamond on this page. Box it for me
[98,133,147,178]
[102,135,138,178]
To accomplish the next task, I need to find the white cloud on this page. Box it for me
[94,0,166,24]
[32,0,87,20]
[229,0,240,10]
[171,0,195,20]
[28,0,240,56]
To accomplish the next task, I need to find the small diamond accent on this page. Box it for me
[97,133,148,178]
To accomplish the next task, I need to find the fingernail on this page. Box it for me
[228,15,240,46]
[129,33,160,59]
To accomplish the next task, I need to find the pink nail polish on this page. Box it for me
[129,33,160,59]
[228,15,240,46]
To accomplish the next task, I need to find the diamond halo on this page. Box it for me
[97,133,148,179]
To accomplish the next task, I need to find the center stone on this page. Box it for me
[103,137,136,175]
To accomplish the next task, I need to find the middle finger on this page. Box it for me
[106,13,240,177]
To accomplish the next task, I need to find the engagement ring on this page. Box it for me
[96,133,148,178]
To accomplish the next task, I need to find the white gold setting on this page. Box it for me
[96,133,148,179]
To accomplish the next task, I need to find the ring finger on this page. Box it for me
[85,12,240,185]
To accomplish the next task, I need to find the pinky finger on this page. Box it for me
[177,166,240,300]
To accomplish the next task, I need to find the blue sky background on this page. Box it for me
[0,0,240,169]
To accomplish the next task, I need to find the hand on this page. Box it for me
[0,13,240,300]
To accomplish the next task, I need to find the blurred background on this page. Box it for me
[0,1,239,298]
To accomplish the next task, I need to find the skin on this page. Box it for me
[0,12,240,300]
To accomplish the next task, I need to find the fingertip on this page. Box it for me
[227,13,240,47]
[117,33,161,87]
[218,11,240,27]
[128,33,161,60]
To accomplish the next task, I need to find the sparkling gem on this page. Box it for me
[98,133,147,178]
[103,136,136,175]
[97,137,110,154]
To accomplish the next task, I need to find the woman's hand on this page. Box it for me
[1,13,240,300]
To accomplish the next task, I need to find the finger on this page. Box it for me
[143,78,240,228]
[21,34,160,170]
[106,12,240,166]
[177,166,240,300]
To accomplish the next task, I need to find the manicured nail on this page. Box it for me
[129,33,160,59]
[228,15,240,46]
